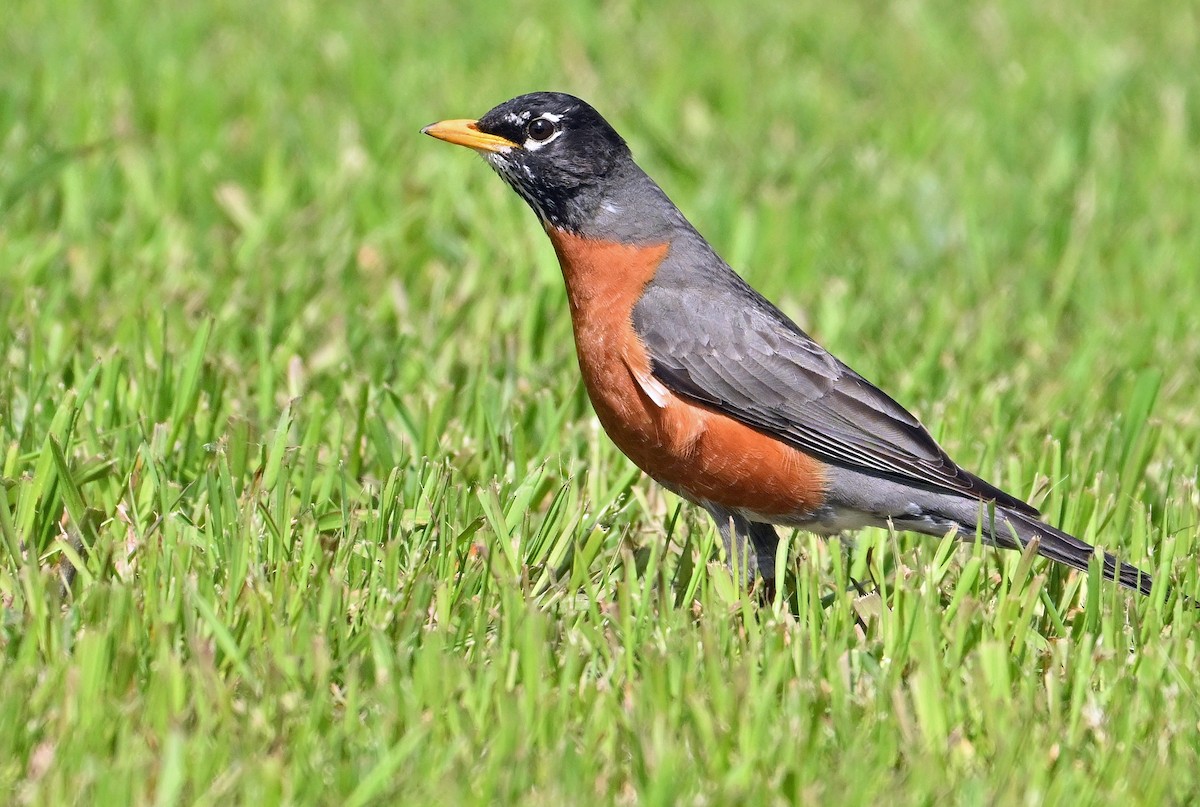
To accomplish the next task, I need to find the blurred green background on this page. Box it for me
[3,1,1199,804]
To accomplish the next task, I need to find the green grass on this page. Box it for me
[3,0,1200,803]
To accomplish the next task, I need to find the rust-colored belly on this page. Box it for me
[546,228,827,517]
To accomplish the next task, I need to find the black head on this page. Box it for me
[422,92,633,231]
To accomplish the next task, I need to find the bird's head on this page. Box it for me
[422,92,632,231]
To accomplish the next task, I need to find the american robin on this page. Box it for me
[422,91,1154,597]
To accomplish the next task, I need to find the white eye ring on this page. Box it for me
[523,114,564,151]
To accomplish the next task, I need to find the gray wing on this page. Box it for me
[632,278,1039,517]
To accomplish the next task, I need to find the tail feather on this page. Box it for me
[997,507,1153,596]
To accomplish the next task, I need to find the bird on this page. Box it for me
[421,91,1154,598]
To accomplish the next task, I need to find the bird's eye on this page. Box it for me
[527,117,556,142]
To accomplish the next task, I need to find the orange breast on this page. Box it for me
[546,228,827,517]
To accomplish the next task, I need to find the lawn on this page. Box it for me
[3,1,1200,804]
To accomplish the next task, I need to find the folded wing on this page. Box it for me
[631,278,1039,517]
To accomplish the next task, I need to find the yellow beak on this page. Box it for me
[420,119,519,153]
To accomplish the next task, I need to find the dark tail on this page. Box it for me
[997,507,1154,596]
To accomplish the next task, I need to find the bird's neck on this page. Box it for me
[556,163,692,246]
[542,162,706,317]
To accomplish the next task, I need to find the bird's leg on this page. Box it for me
[706,506,755,586]
[864,546,876,590]
[745,518,783,604]
[745,518,782,581]
[846,546,876,635]
[703,505,780,596]
[830,534,872,597]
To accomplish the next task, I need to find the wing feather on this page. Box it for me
[632,280,1039,517]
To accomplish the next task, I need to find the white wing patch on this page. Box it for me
[625,355,672,408]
